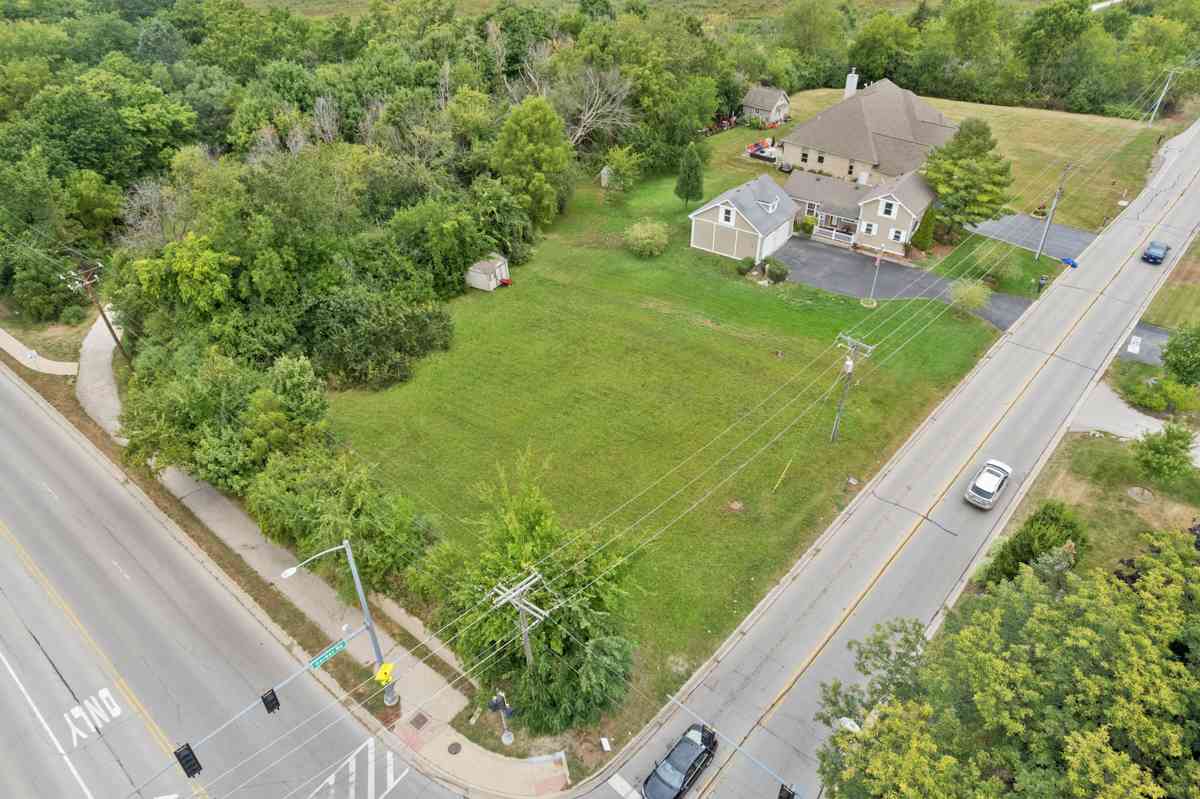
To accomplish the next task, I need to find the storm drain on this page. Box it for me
[410,712,429,730]
[448,742,462,755]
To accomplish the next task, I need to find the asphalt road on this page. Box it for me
[0,363,458,799]
[586,122,1200,797]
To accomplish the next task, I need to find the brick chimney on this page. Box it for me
[844,67,859,100]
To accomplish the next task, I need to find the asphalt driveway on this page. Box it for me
[969,213,1096,261]
[775,237,1031,330]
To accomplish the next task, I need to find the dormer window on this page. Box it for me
[758,198,779,214]
[720,206,735,225]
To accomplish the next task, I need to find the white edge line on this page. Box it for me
[0,647,97,799]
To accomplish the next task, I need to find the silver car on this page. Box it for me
[964,460,1013,510]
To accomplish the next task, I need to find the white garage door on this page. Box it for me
[761,221,793,258]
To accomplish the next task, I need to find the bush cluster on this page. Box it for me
[982,500,1088,584]
[624,219,669,257]
[765,257,789,283]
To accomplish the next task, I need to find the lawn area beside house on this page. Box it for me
[922,234,1062,299]
[329,127,996,755]
[996,433,1200,577]
[1143,237,1200,330]
[788,89,1186,232]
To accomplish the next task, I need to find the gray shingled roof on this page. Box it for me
[861,171,936,217]
[783,171,871,219]
[741,85,789,112]
[781,79,957,174]
[690,174,798,234]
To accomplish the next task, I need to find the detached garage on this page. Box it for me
[689,175,798,264]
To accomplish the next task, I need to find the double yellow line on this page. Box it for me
[0,519,208,798]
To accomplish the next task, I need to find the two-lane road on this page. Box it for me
[0,361,458,799]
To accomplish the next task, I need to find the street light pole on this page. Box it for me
[1034,163,1073,262]
[342,539,399,707]
[282,540,398,707]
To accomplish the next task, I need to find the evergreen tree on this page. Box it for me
[675,142,704,208]
[922,118,1012,237]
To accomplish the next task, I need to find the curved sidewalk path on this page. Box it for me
[0,326,78,376]
[71,316,569,798]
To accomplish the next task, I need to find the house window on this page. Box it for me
[848,163,855,176]
[720,207,734,226]
[889,228,905,243]
[861,221,877,236]
[816,152,825,165]
[880,200,897,218]
[805,201,818,217]
[800,151,809,164]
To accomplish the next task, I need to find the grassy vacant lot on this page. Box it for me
[1000,433,1200,575]
[0,299,96,362]
[330,127,995,753]
[923,235,1057,299]
[789,90,1181,232]
[1144,237,1200,330]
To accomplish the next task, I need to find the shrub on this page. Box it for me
[766,257,789,283]
[737,256,756,276]
[949,278,991,312]
[1129,377,1200,415]
[982,501,1087,584]
[1162,324,1200,386]
[10,250,78,322]
[910,208,934,251]
[624,219,669,257]
[799,216,815,237]
[58,304,87,326]
[1133,422,1195,482]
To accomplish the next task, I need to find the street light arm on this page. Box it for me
[280,543,347,578]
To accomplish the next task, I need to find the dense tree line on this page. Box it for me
[817,529,1200,798]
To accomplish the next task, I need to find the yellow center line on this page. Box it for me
[0,519,210,798]
[695,156,1200,799]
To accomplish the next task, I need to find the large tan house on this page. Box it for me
[689,175,798,263]
[779,70,953,254]
[785,169,936,256]
[779,72,957,185]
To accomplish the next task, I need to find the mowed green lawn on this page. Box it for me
[1144,237,1200,329]
[923,235,1060,298]
[330,130,996,742]
[789,89,1180,232]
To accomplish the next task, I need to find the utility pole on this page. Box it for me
[68,263,132,367]
[1149,69,1177,126]
[1034,163,1073,263]
[491,572,547,668]
[831,333,875,443]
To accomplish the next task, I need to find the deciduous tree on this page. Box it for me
[674,141,703,208]
[490,95,573,227]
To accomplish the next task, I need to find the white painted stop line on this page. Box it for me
[608,773,639,798]
[1128,335,1143,354]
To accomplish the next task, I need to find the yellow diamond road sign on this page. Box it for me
[375,663,394,685]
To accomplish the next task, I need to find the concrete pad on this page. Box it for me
[0,327,78,376]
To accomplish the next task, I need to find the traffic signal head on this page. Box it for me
[778,786,796,799]
[262,688,281,714]
[174,743,202,778]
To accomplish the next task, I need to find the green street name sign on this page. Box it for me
[310,639,347,670]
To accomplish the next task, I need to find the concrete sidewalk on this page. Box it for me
[72,317,571,797]
[0,326,78,375]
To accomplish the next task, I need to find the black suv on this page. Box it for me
[641,724,718,799]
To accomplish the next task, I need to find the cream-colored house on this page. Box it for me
[779,71,956,187]
[786,170,935,256]
[741,85,790,125]
[689,175,798,263]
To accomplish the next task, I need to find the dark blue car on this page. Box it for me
[641,725,717,799]
[1142,241,1172,264]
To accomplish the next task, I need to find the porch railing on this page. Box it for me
[814,227,855,245]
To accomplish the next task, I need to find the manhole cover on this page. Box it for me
[410,712,429,730]
[1128,486,1154,504]
[448,742,461,755]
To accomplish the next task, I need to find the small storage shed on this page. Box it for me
[466,253,510,292]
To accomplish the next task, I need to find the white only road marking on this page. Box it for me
[1127,335,1143,354]
[64,687,124,748]
[607,773,639,798]
[0,647,97,799]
